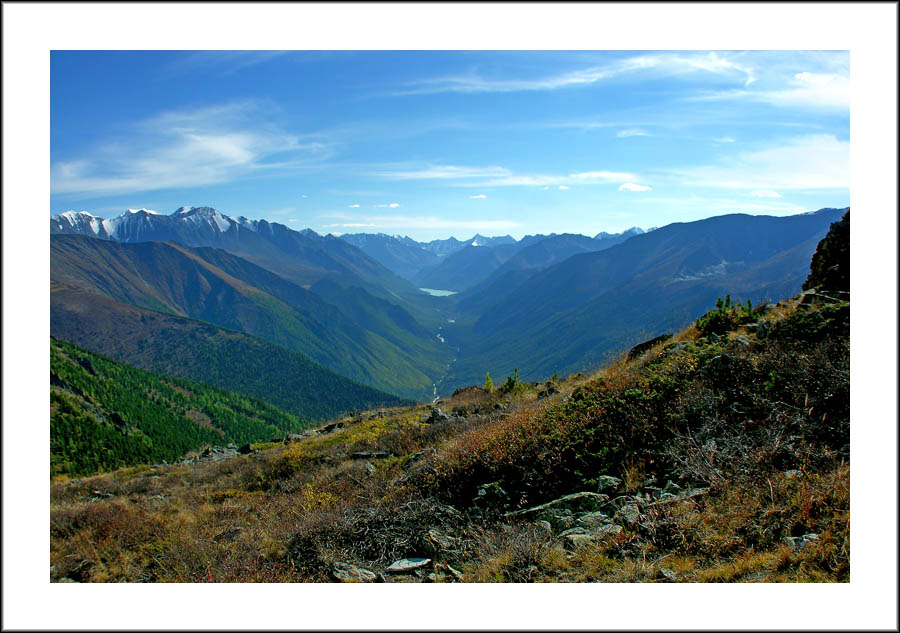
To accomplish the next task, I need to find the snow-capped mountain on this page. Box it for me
[50,206,262,244]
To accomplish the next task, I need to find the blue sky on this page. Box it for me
[51,50,849,241]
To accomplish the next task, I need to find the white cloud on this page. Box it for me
[673,134,849,190]
[617,128,650,138]
[348,203,361,208]
[376,165,510,180]
[713,137,736,143]
[751,190,782,198]
[375,203,400,208]
[690,70,850,112]
[51,100,331,197]
[301,194,309,198]
[479,170,637,187]
[469,194,487,199]
[619,183,652,192]
[393,51,756,95]
[558,185,569,190]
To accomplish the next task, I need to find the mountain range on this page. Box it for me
[50,205,847,405]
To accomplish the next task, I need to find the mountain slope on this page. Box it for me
[445,209,846,387]
[50,285,412,420]
[51,337,313,476]
[51,235,451,399]
[51,206,438,324]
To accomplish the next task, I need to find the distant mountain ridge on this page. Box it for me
[444,208,848,388]
[51,234,453,400]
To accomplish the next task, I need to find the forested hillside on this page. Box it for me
[51,338,312,476]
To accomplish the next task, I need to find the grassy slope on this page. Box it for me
[50,296,849,582]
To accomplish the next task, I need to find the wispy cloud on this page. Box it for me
[162,51,290,77]
[323,214,520,231]
[671,134,848,190]
[348,203,361,208]
[713,136,736,143]
[689,70,850,112]
[375,203,400,208]
[375,165,511,180]
[372,163,636,188]
[558,185,569,190]
[51,100,332,197]
[391,52,756,96]
[751,190,782,198]
[469,194,487,199]
[619,183,652,192]
[617,128,650,138]
[479,170,636,188]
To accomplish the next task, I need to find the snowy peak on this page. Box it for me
[170,206,233,233]
[52,210,111,238]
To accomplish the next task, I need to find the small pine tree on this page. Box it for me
[483,372,493,392]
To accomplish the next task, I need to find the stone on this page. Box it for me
[425,529,458,554]
[616,504,641,526]
[658,568,678,581]
[363,462,377,476]
[537,386,559,400]
[238,443,253,455]
[596,475,622,493]
[332,562,377,583]
[317,422,345,435]
[576,511,612,529]
[733,334,752,349]
[627,334,672,361]
[385,558,432,574]
[783,470,804,480]
[427,406,451,424]
[351,450,390,460]
[214,526,244,542]
[505,492,609,519]
[662,341,689,357]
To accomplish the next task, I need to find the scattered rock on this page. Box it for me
[214,526,244,542]
[662,341,689,357]
[783,470,804,480]
[733,334,752,349]
[238,443,254,455]
[385,558,432,574]
[627,334,672,360]
[317,422,345,435]
[596,475,622,494]
[616,504,641,527]
[425,529,459,555]
[785,532,821,551]
[537,386,559,400]
[363,462,377,476]
[332,562,377,583]
[658,567,678,581]
[576,511,611,529]
[506,492,609,520]
[351,450,390,460]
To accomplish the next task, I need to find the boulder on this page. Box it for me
[351,450,390,460]
[537,386,560,400]
[627,334,672,361]
[506,492,609,520]
[662,341,689,357]
[238,443,253,455]
[596,475,622,493]
[332,562,377,583]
